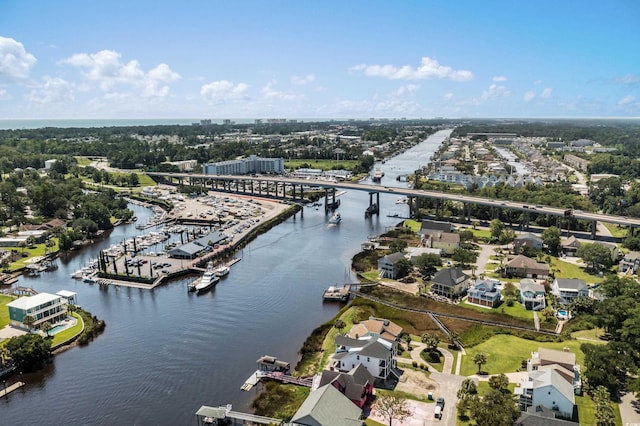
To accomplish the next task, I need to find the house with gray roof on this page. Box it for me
[377,252,406,279]
[619,251,640,274]
[520,279,546,310]
[291,384,363,426]
[331,335,397,380]
[551,278,588,305]
[514,232,543,251]
[430,267,471,300]
[516,368,577,421]
[467,278,502,308]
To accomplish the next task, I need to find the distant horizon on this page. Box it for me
[2,116,640,131]
[1,1,638,119]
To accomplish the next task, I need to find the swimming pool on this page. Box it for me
[557,309,569,319]
[48,324,68,335]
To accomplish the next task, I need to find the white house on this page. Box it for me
[331,335,397,379]
[516,369,576,420]
[7,292,68,329]
[377,252,406,279]
[551,278,588,305]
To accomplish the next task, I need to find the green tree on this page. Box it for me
[457,378,478,415]
[22,315,35,330]
[459,229,474,242]
[40,322,53,337]
[394,258,413,279]
[5,333,52,371]
[421,333,440,353]
[452,247,477,267]
[490,219,504,241]
[541,226,562,255]
[474,352,488,374]
[593,386,615,426]
[333,319,346,335]
[576,243,614,271]
[488,373,510,391]
[375,393,411,426]
[389,239,408,253]
[468,388,519,426]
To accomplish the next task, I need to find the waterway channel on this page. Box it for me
[1,129,452,425]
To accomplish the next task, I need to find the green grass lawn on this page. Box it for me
[550,258,601,284]
[576,394,622,426]
[459,299,535,323]
[571,328,607,343]
[361,270,381,282]
[0,294,16,328]
[136,173,157,187]
[74,156,93,166]
[319,307,360,369]
[285,159,359,171]
[460,334,586,377]
[602,222,627,238]
[403,219,422,233]
[51,312,84,346]
[475,380,516,395]
[471,228,492,241]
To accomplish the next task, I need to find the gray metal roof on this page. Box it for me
[291,384,362,426]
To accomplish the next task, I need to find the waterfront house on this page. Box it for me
[520,279,546,310]
[430,267,471,300]
[332,335,397,380]
[377,252,406,279]
[347,317,403,344]
[551,278,588,305]
[467,278,502,308]
[418,220,456,233]
[420,231,460,256]
[504,255,550,279]
[291,383,363,426]
[618,251,640,274]
[7,292,67,330]
[405,247,442,263]
[317,364,374,408]
[514,233,543,252]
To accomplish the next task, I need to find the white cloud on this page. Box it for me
[481,84,510,101]
[492,76,507,82]
[60,49,180,97]
[389,84,420,97]
[616,74,640,85]
[261,80,302,100]
[0,88,11,100]
[443,93,454,101]
[0,36,37,79]
[618,95,635,106]
[200,80,249,102]
[540,88,552,98]
[523,91,536,102]
[350,56,473,81]
[291,74,315,85]
[26,76,74,105]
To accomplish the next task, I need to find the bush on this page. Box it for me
[412,361,418,368]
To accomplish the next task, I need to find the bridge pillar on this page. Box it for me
[591,220,597,240]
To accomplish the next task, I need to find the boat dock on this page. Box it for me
[0,381,25,398]
[240,355,312,391]
[322,285,351,301]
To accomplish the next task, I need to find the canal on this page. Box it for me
[1,129,452,425]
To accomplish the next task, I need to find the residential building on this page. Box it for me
[332,335,397,379]
[514,233,543,251]
[420,231,460,255]
[528,348,582,393]
[291,384,363,426]
[561,236,580,256]
[593,241,619,261]
[430,267,471,299]
[551,278,588,305]
[347,317,402,344]
[504,255,550,279]
[377,252,406,279]
[405,247,442,263]
[516,369,576,421]
[467,278,502,308]
[619,251,640,274]
[520,279,546,310]
[419,220,455,233]
[7,292,68,329]
[202,155,284,175]
[317,364,374,408]
[161,159,198,171]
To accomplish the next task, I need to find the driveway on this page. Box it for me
[475,244,500,276]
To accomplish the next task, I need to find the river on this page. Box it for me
[1,129,452,425]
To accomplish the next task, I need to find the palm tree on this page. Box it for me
[421,333,440,353]
[22,315,35,330]
[333,319,346,335]
[41,322,53,337]
[473,352,488,374]
[449,331,460,349]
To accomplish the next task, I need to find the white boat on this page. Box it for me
[82,275,96,284]
[328,212,342,224]
[195,262,219,293]
[372,168,384,182]
[214,265,230,277]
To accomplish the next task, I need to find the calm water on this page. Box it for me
[1,130,452,425]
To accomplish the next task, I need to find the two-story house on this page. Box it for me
[332,335,397,380]
[551,278,588,305]
[377,252,406,279]
[317,364,374,408]
[430,267,471,300]
[514,232,544,251]
[7,292,67,330]
[619,251,640,275]
[520,279,546,310]
[467,278,502,308]
[504,255,550,279]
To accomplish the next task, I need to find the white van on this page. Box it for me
[434,405,442,419]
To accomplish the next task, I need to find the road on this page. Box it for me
[148,172,640,228]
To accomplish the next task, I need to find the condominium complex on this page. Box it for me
[202,155,285,175]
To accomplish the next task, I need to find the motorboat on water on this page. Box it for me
[328,212,342,224]
[372,168,384,182]
[195,262,219,293]
[214,265,230,277]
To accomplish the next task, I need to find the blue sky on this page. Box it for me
[0,0,639,120]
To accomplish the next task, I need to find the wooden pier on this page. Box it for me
[322,285,350,302]
[0,381,25,398]
[240,355,312,391]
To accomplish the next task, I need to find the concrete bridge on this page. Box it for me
[147,172,640,237]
